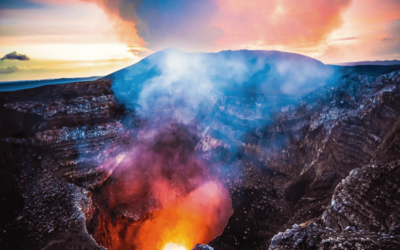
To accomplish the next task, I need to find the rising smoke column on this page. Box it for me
[93,37,339,250]
[108,48,335,128]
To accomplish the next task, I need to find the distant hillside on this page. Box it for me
[338,60,400,66]
[0,76,100,92]
[331,64,400,77]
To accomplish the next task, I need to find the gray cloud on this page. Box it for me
[85,0,223,52]
[0,0,43,9]
[1,51,30,61]
[0,66,21,74]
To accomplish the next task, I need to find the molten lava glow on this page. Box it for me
[163,243,188,250]
[134,181,232,250]
[95,126,233,250]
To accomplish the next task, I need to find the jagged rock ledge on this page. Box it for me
[1,70,400,249]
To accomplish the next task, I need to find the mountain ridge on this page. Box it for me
[338,59,400,66]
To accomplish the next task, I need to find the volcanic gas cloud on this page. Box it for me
[90,124,232,250]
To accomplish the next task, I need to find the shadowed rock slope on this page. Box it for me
[209,71,400,249]
[1,61,400,250]
[0,80,133,249]
[269,159,400,249]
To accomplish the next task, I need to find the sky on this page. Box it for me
[0,0,399,82]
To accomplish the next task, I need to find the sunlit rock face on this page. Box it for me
[1,49,400,250]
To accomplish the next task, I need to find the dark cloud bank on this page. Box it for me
[1,51,30,61]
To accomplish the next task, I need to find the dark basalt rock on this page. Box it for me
[193,244,214,250]
[321,160,400,234]
[0,80,131,249]
[269,223,400,250]
[209,71,400,249]
[2,67,400,250]
[269,159,400,249]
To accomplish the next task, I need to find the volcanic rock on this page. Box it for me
[269,159,400,249]
[0,80,130,249]
[193,244,214,250]
[2,50,400,250]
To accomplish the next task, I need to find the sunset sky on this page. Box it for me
[0,0,399,82]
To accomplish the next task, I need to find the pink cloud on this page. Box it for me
[213,0,352,50]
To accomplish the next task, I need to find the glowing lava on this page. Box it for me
[134,181,232,250]
[163,243,188,250]
[91,126,232,250]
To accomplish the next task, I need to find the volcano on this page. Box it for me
[1,49,400,250]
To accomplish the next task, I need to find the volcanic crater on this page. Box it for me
[2,50,400,250]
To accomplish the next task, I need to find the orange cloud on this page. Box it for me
[214,0,352,50]
[80,0,145,48]
[5,0,396,67]
[80,0,352,54]
[317,0,400,63]
[111,16,146,48]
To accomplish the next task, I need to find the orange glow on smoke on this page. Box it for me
[93,126,232,250]
[135,181,232,250]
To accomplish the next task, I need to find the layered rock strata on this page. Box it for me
[1,70,400,249]
[0,80,132,249]
[210,71,400,249]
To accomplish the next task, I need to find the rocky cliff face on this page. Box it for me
[269,159,400,249]
[1,66,400,250]
[0,80,131,249]
[209,71,400,249]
